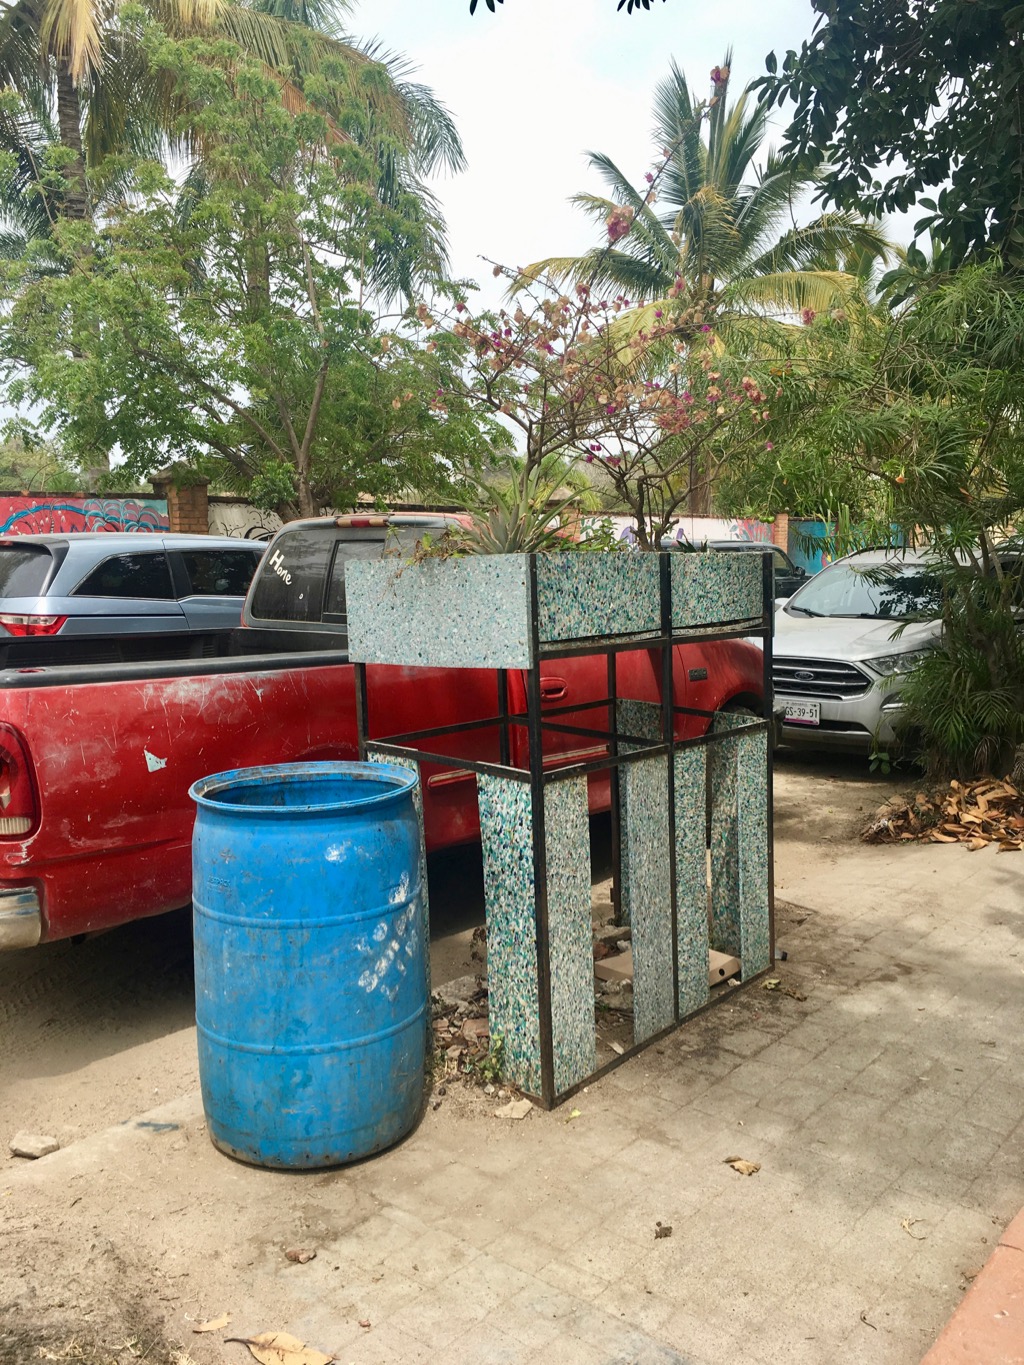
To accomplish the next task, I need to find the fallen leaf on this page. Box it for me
[609,1040,625,1055]
[494,1098,532,1120]
[225,1332,334,1365]
[900,1217,926,1240]
[654,1222,673,1239]
[285,1248,316,1264]
[358,1320,371,1330]
[966,838,989,851]
[723,1156,761,1177]
[564,1108,582,1123]
[193,1313,231,1334]
[763,978,782,991]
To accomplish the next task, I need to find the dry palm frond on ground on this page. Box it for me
[864,778,1024,851]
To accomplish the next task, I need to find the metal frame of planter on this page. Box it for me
[346,550,774,1110]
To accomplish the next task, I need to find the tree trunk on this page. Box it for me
[686,446,714,515]
[296,467,317,518]
[55,67,90,221]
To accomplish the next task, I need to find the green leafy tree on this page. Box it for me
[759,0,1024,270]
[0,28,502,517]
[740,263,1024,776]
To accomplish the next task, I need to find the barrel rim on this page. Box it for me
[189,760,418,816]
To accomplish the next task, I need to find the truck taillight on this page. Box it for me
[0,726,37,836]
[0,614,67,637]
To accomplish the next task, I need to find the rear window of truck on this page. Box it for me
[0,545,54,597]
[248,525,437,625]
[247,532,333,623]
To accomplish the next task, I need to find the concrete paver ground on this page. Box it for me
[3,761,1024,1365]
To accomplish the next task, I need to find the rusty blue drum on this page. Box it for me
[190,761,427,1168]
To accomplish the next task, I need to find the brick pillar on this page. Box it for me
[151,471,211,534]
[770,512,790,554]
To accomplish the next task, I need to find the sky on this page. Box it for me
[351,0,837,306]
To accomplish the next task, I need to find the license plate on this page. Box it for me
[784,701,820,726]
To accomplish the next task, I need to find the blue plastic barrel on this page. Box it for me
[189,761,427,1169]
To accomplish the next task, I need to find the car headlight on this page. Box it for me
[864,648,932,677]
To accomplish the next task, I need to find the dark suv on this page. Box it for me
[0,533,264,637]
[662,538,809,601]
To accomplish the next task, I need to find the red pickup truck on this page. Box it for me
[0,516,766,948]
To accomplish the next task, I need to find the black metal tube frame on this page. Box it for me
[355,550,774,1109]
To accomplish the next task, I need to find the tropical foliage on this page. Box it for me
[760,0,1024,271]
[518,58,893,336]
[738,262,1024,776]
[0,27,503,517]
[0,0,463,296]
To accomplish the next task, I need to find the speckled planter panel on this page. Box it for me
[671,552,764,628]
[620,754,675,1044]
[613,700,666,933]
[366,750,431,1004]
[477,775,541,1093]
[536,554,661,645]
[544,777,598,1093]
[615,698,665,746]
[736,727,771,977]
[346,556,531,670]
[709,719,741,958]
[709,713,771,976]
[674,746,710,1017]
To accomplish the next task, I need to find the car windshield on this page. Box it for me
[786,560,944,620]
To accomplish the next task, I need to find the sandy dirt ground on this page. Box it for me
[0,752,913,1364]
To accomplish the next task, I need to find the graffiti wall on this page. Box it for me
[207,498,283,541]
[602,515,774,547]
[0,496,169,536]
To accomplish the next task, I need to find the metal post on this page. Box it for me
[661,553,680,1022]
[497,668,510,766]
[354,662,370,761]
[607,650,622,927]
[762,550,776,962]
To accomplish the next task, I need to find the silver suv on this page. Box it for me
[773,548,944,752]
[0,533,264,637]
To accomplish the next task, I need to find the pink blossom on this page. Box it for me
[655,309,664,319]
[765,442,774,451]
[606,205,634,243]
[801,308,816,326]
[645,172,654,184]
[701,324,711,332]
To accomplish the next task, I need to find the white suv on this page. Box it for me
[773,548,943,752]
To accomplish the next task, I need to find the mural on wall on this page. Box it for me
[0,496,169,536]
[207,500,283,542]
[605,515,774,547]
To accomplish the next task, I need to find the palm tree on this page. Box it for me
[519,54,894,334]
[0,0,463,293]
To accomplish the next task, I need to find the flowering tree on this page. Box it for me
[411,264,782,549]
